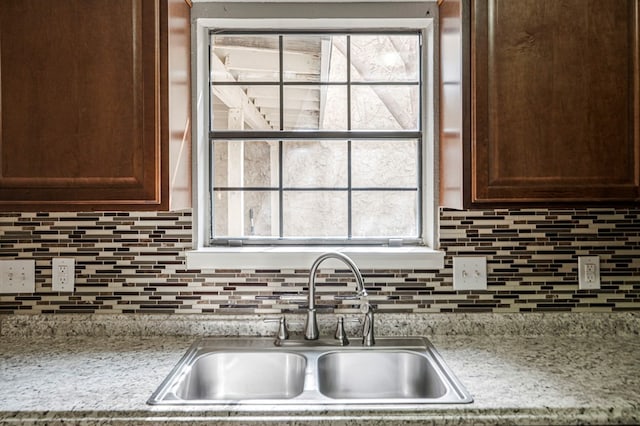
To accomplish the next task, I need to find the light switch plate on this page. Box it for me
[453,256,487,290]
[0,260,36,293]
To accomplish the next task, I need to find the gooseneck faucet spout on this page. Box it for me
[304,252,372,345]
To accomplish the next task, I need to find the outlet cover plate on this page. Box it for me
[0,260,36,293]
[52,258,75,292]
[453,256,487,290]
[578,256,600,290]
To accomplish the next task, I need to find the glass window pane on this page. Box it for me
[213,141,280,188]
[283,141,347,188]
[212,86,280,131]
[352,140,418,188]
[211,35,280,82]
[283,35,347,82]
[283,85,348,130]
[350,35,419,82]
[352,191,418,238]
[351,85,419,130]
[283,191,347,237]
[214,190,280,237]
[320,85,348,130]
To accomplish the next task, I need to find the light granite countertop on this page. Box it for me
[0,313,639,425]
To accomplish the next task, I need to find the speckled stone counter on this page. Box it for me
[0,313,639,425]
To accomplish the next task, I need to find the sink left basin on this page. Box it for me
[148,339,308,404]
[175,351,307,400]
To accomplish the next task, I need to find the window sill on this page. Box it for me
[186,246,445,270]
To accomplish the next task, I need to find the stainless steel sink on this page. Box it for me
[317,350,447,399]
[148,337,472,405]
[174,352,306,400]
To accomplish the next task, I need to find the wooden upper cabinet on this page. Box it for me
[0,0,191,211]
[441,0,640,207]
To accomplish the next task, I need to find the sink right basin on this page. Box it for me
[317,350,447,399]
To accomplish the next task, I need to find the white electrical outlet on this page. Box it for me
[453,256,487,290]
[0,260,36,294]
[578,256,600,290]
[52,258,75,292]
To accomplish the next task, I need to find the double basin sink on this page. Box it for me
[148,336,472,405]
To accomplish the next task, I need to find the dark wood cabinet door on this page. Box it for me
[0,0,190,211]
[444,0,640,206]
[472,0,640,202]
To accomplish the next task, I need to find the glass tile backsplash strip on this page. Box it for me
[0,209,638,314]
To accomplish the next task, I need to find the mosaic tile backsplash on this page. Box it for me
[0,208,638,314]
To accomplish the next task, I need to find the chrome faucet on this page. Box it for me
[304,252,375,346]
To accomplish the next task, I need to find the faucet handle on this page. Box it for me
[277,294,307,303]
[333,295,360,301]
[264,316,290,345]
[334,294,370,313]
[361,304,375,346]
[334,316,350,346]
[358,294,372,313]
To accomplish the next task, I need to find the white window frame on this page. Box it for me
[187,1,444,270]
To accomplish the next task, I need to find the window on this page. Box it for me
[210,32,422,245]
[189,2,443,269]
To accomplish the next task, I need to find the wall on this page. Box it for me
[0,208,638,314]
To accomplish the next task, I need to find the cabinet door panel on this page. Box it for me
[0,0,161,209]
[471,0,639,204]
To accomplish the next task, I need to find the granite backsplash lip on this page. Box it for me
[1,312,638,338]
